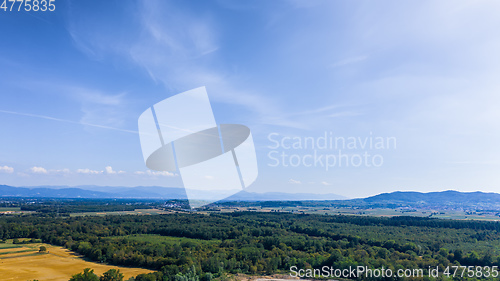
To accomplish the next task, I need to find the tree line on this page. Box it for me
[2,212,500,280]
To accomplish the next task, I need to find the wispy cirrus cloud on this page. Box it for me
[0,62,135,134]
[0,109,138,134]
[64,0,297,130]
[75,89,128,129]
[330,55,368,68]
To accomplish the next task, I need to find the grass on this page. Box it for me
[70,208,171,217]
[258,206,500,221]
[0,240,154,281]
[0,243,23,249]
[109,234,220,246]
[0,207,21,212]
[0,249,34,255]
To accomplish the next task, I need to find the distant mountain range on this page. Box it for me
[0,185,117,198]
[362,190,500,206]
[0,185,188,199]
[0,184,345,201]
[223,191,346,201]
[1,185,498,206]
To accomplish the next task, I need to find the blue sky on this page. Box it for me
[1,0,500,198]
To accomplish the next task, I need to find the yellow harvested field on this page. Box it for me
[0,242,154,281]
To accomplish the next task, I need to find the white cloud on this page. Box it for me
[50,168,71,174]
[105,166,114,174]
[105,166,125,174]
[76,168,102,174]
[134,170,176,177]
[289,179,301,184]
[147,170,175,177]
[0,166,14,174]
[30,166,48,174]
[4,165,72,176]
[321,181,331,186]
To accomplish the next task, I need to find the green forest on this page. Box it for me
[2,210,500,280]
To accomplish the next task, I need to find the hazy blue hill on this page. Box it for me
[1,185,498,207]
[0,185,115,198]
[363,190,500,205]
[73,185,188,199]
[224,190,347,201]
[0,184,186,199]
[0,184,344,200]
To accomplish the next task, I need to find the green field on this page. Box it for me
[70,208,171,217]
[110,234,221,246]
[0,207,21,212]
[0,243,23,249]
[3,210,500,280]
[254,206,500,221]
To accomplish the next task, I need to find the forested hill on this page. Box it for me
[363,190,500,205]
